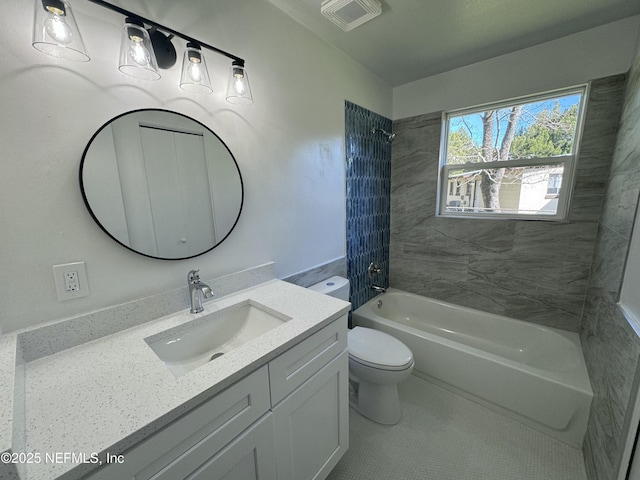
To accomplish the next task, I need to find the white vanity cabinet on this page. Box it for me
[86,315,348,480]
[272,352,348,480]
[169,413,278,480]
[86,366,276,480]
[270,318,349,480]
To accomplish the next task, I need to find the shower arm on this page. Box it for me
[372,127,395,142]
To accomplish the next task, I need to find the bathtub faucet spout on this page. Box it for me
[371,285,386,294]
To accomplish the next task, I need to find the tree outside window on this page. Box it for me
[438,86,586,220]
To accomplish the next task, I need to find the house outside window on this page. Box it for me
[438,86,587,221]
[547,173,562,197]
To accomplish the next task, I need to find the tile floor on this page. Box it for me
[327,375,587,480]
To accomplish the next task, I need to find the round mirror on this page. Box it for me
[80,109,243,260]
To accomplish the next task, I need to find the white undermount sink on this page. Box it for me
[145,300,291,377]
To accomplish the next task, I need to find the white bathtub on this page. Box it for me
[352,288,593,448]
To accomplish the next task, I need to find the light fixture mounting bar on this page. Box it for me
[85,0,245,65]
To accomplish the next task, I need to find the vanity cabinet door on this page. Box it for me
[158,413,277,480]
[272,351,349,480]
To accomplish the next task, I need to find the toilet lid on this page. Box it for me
[348,327,413,370]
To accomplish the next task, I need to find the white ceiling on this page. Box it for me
[268,0,640,86]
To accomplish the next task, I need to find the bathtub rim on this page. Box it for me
[352,288,592,396]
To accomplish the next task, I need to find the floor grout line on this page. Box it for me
[327,374,587,480]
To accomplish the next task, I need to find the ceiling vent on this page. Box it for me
[321,0,382,32]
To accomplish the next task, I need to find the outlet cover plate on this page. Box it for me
[53,262,89,301]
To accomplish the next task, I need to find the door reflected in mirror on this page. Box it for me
[80,109,243,260]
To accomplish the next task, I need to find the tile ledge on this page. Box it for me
[618,303,640,341]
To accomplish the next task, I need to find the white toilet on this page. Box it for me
[308,276,414,425]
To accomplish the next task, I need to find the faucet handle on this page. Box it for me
[188,269,200,284]
[368,262,382,278]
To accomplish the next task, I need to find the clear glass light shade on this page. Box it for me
[226,63,253,105]
[32,0,90,61]
[180,46,212,94]
[118,22,160,80]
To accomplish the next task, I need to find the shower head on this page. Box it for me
[372,127,395,142]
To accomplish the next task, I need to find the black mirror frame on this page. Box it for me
[79,108,244,260]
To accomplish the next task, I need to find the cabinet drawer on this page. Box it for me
[269,316,347,406]
[87,366,270,480]
[169,413,277,480]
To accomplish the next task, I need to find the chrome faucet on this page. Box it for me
[188,269,213,314]
[371,285,386,294]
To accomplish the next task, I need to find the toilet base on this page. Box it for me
[351,380,402,425]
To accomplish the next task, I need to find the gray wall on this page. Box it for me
[581,50,640,480]
[390,75,625,332]
[0,0,392,334]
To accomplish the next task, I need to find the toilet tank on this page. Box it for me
[308,276,350,302]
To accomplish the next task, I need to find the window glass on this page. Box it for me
[443,164,564,215]
[439,87,586,220]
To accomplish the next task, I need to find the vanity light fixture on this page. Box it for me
[226,60,253,105]
[118,17,160,81]
[32,0,253,104]
[32,0,90,61]
[180,43,213,95]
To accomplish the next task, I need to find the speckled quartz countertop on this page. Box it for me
[0,334,17,479]
[0,272,350,480]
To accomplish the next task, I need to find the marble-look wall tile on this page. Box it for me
[600,171,640,237]
[570,76,624,227]
[511,221,599,263]
[581,285,605,337]
[569,195,606,223]
[437,220,517,254]
[581,57,640,480]
[591,224,630,297]
[559,260,594,295]
[390,75,624,332]
[582,303,640,480]
[610,125,640,177]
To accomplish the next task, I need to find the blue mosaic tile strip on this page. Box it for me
[345,101,392,311]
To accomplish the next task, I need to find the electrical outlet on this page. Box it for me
[64,271,79,292]
[53,262,89,301]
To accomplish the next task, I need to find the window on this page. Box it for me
[438,86,587,220]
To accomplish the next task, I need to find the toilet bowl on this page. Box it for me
[348,326,414,424]
[308,276,414,425]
